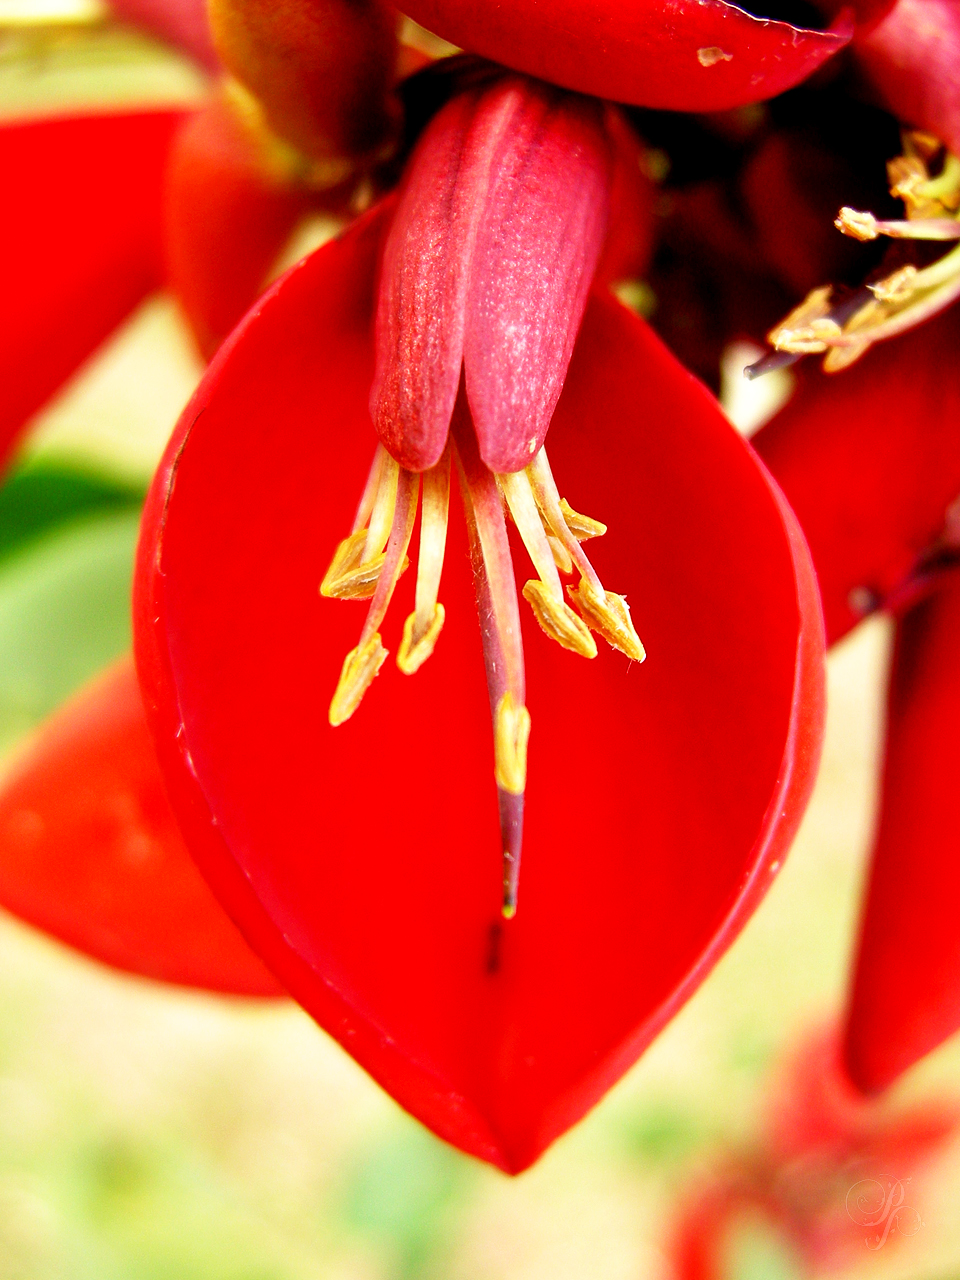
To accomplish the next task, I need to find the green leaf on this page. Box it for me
[0,510,141,755]
[0,457,144,569]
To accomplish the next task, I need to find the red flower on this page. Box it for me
[0,110,186,468]
[133,64,825,1169]
[751,112,960,1093]
[667,1032,958,1280]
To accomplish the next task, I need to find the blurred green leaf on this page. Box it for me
[344,1124,468,1278]
[0,457,143,568]
[0,509,140,754]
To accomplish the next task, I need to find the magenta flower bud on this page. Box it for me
[371,76,612,474]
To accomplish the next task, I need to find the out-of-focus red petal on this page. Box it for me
[135,205,824,1172]
[398,0,851,114]
[0,657,283,996]
[0,111,186,466]
[164,95,314,359]
[844,578,960,1091]
[109,0,219,67]
[594,106,656,288]
[209,0,398,163]
[855,0,960,157]
[753,306,960,645]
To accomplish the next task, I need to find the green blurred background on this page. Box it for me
[2,19,960,1279]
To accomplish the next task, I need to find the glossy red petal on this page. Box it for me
[0,111,186,465]
[855,0,960,157]
[164,95,314,359]
[463,86,610,474]
[399,0,851,113]
[0,657,283,996]
[844,578,960,1091]
[135,206,824,1172]
[109,0,219,67]
[753,306,960,645]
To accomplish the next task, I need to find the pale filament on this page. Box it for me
[322,422,644,911]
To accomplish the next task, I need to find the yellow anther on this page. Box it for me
[494,692,531,795]
[320,531,410,600]
[869,265,919,304]
[522,580,597,658]
[546,534,573,574]
[835,207,878,241]
[329,634,388,725]
[397,603,446,675]
[569,580,646,662]
[767,287,841,353]
[558,498,606,540]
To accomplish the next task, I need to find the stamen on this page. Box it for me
[352,443,387,532]
[500,469,596,658]
[526,450,604,594]
[321,448,408,599]
[558,498,606,540]
[526,450,646,661]
[397,448,451,675]
[567,579,646,661]
[522,580,596,657]
[835,207,960,241]
[452,401,528,919]
[547,535,573,574]
[328,468,419,724]
[329,636,388,726]
[494,691,531,795]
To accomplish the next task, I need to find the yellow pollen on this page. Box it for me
[522,580,597,657]
[569,579,646,661]
[329,634,388,725]
[494,691,531,795]
[397,602,446,674]
[557,497,606,540]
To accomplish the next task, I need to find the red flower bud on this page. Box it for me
[372,77,612,473]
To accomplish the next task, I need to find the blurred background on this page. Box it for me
[2,9,960,1278]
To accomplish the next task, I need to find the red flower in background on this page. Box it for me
[749,0,960,1091]
[668,1032,958,1280]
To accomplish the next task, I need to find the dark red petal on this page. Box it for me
[753,306,960,645]
[463,86,611,473]
[399,0,851,113]
[209,0,398,162]
[372,91,478,470]
[109,0,219,67]
[855,0,960,157]
[164,95,314,359]
[0,657,283,996]
[135,205,824,1172]
[0,111,185,466]
[844,579,960,1091]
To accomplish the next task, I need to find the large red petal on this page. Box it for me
[0,111,186,465]
[135,207,824,1171]
[398,0,851,113]
[0,657,283,996]
[843,578,960,1091]
[753,306,960,645]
